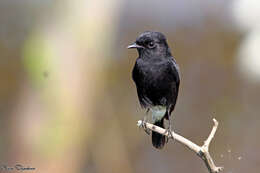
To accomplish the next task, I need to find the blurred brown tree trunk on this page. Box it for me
[9,1,133,173]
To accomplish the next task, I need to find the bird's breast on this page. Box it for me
[138,61,167,80]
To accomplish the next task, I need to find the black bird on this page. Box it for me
[128,31,180,149]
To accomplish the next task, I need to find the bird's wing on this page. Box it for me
[169,57,180,83]
[166,58,180,115]
[132,60,153,108]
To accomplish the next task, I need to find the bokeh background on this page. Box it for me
[0,0,259,172]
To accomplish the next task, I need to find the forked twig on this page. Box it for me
[137,118,223,173]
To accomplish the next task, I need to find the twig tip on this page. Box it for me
[213,118,218,125]
[137,120,143,127]
[215,166,224,172]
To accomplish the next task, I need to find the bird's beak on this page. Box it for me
[127,42,144,49]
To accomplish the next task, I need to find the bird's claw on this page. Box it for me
[141,120,151,135]
[166,128,174,143]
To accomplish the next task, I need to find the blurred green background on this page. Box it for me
[0,0,260,172]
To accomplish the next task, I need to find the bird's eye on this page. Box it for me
[147,41,155,48]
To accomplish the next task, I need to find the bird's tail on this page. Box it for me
[152,118,166,149]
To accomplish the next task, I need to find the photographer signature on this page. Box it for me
[0,164,35,171]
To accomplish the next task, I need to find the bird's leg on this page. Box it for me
[166,110,174,142]
[166,119,174,141]
[141,108,151,135]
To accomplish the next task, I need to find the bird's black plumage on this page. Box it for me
[128,31,180,149]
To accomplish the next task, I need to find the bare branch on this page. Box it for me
[137,118,224,173]
[203,118,219,148]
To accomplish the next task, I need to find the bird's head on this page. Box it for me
[127,31,172,58]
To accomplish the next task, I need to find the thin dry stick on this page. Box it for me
[137,118,223,173]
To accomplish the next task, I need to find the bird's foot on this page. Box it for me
[166,127,174,143]
[141,120,151,135]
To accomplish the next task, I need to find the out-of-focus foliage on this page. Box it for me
[0,0,259,173]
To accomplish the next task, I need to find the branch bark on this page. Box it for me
[137,118,223,173]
